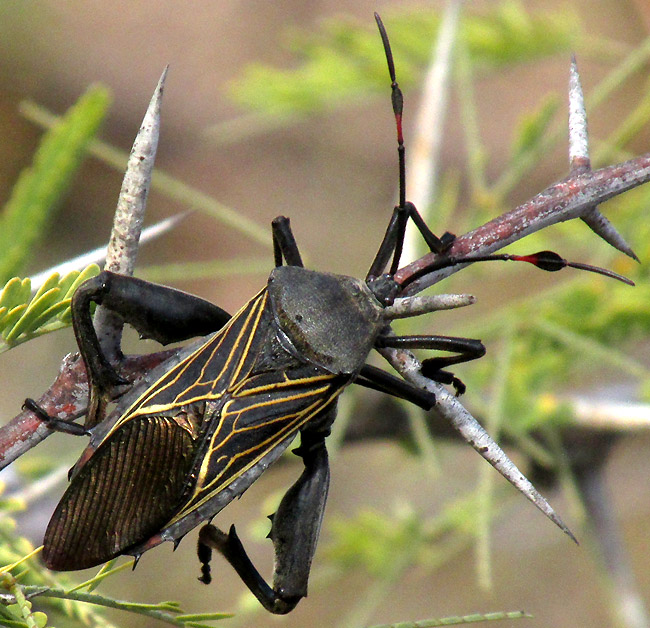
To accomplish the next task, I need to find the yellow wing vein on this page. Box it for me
[109,290,268,431]
[172,378,345,523]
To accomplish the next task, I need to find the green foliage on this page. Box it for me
[366,610,531,627]
[0,85,108,354]
[0,266,99,354]
[229,1,578,116]
[0,86,111,284]
[0,573,49,628]
[326,506,425,577]
[463,0,578,67]
[508,95,561,165]
[326,495,491,578]
[0,480,231,627]
[0,481,110,628]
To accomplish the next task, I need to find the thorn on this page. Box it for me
[436,393,579,544]
[567,56,638,262]
[198,564,212,585]
[550,512,579,546]
[105,64,167,277]
[580,211,639,262]
[568,54,590,173]
[92,66,169,370]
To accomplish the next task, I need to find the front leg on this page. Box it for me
[197,431,330,614]
[367,202,455,280]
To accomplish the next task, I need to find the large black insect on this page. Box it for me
[28,14,631,615]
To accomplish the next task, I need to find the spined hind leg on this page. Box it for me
[26,271,232,430]
[71,271,232,428]
[197,432,330,614]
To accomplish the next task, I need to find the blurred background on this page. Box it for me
[0,1,649,627]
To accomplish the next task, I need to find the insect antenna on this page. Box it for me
[374,11,405,211]
[399,249,634,291]
[369,16,632,295]
[367,13,453,283]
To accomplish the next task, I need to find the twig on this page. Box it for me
[8,585,232,626]
[402,0,462,263]
[29,213,187,291]
[0,351,175,469]
[396,152,650,294]
[576,461,650,628]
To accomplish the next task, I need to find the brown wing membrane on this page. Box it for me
[43,416,196,570]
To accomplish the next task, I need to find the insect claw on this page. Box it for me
[197,525,215,585]
[198,565,212,585]
[440,231,456,250]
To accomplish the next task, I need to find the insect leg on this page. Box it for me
[68,271,231,428]
[376,334,486,395]
[197,430,330,614]
[377,334,485,358]
[272,216,304,267]
[356,364,436,409]
[26,271,232,431]
[366,203,455,280]
[367,13,455,280]
[22,399,88,436]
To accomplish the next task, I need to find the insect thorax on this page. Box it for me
[268,266,385,375]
